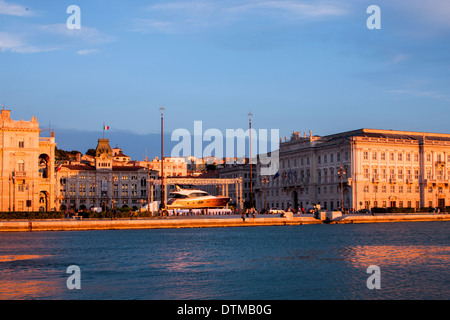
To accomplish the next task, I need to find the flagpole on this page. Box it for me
[103,122,105,139]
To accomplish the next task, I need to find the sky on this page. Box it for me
[1,0,450,160]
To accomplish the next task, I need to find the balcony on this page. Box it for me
[14,171,27,178]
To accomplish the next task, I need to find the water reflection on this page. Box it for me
[0,278,62,300]
[346,245,450,268]
[0,255,51,263]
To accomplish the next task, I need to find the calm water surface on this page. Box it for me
[0,221,448,300]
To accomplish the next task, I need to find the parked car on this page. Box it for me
[268,208,285,214]
[358,209,371,214]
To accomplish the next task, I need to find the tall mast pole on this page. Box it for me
[249,111,253,209]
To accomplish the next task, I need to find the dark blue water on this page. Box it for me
[0,221,448,300]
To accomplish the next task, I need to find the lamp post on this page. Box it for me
[262,176,269,213]
[160,105,165,212]
[147,163,150,213]
[338,165,346,212]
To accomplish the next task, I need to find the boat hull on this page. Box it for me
[167,196,231,209]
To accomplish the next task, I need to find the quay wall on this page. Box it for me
[331,214,450,224]
[0,214,448,232]
[0,216,321,232]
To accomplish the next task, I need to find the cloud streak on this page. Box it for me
[0,31,57,53]
[0,0,32,17]
[0,23,113,54]
[133,0,349,34]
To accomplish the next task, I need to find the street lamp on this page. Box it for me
[338,165,346,212]
[262,176,269,213]
[160,105,165,212]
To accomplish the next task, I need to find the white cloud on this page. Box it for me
[37,24,114,44]
[0,0,32,17]
[0,32,56,53]
[135,0,349,34]
[225,0,347,18]
[0,24,113,54]
[77,49,99,55]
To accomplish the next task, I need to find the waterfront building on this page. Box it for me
[255,128,450,212]
[0,109,57,211]
[217,163,255,208]
[136,157,187,177]
[57,138,159,211]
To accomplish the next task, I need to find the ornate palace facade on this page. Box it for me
[255,129,450,212]
[57,138,159,211]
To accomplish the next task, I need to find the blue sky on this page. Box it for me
[1,1,450,159]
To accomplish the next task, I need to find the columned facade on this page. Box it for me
[255,129,450,212]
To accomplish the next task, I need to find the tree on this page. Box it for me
[85,148,96,157]
[55,147,81,161]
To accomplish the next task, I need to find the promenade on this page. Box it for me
[0,213,449,232]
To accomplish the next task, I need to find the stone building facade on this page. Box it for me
[0,109,57,211]
[57,138,159,211]
[255,129,450,212]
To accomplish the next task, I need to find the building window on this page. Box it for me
[398,153,403,161]
[364,168,369,179]
[381,152,386,161]
[18,139,24,148]
[363,151,369,160]
[18,160,25,172]
[372,152,377,160]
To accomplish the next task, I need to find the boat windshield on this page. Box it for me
[171,194,188,199]
[188,192,208,198]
